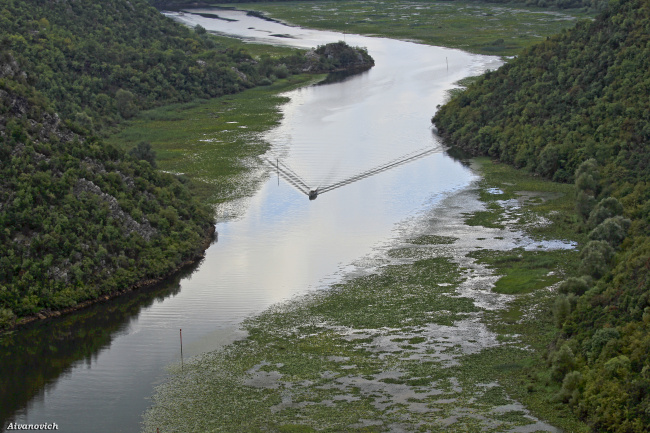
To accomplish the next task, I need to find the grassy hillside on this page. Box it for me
[433,0,650,430]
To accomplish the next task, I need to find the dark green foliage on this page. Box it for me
[551,344,576,382]
[588,216,630,246]
[0,1,375,326]
[128,141,157,168]
[554,295,572,328]
[313,41,374,71]
[0,1,372,135]
[0,87,214,323]
[433,0,650,429]
[587,197,624,228]
[558,276,592,296]
[579,240,614,278]
[560,371,583,404]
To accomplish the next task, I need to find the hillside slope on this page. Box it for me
[433,0,649,430]
[0,67,214,326]
[0,0,374,327]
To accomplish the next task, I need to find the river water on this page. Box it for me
[1,10,501,433]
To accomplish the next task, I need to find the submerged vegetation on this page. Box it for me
[434,0,650,429]
[144,158,588,432]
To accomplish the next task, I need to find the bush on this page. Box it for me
[273,64,290,79]
[558,276,591,296]
[575,190,596,221]
[129,141,157,168]
[559,370,583,404]
[586,328,620,362]
[587,197,624,229]
[604,355,631,378]
[551,344,576,382]
[588,216,631,247]
[579,240,615,278]
[554,295,572,328]
[0,307,16,328]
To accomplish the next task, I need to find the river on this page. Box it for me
[1,10,501,433]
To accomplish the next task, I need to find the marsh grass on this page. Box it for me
[106,74,322,206]
[468,249,576,294]
[231,0,593,56]
[143,157,590,432]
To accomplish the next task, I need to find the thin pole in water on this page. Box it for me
[277,159,279,186]
[180,328,183,371]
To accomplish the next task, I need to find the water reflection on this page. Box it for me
[0,263,193,428]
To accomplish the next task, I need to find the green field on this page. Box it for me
[106,73,322,208]
[229,0,593,55]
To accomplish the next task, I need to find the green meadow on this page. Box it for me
[106,73,322,207]
[230,0,593,56]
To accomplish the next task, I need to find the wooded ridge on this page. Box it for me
[433,0,650,430]
[0,0,373,328]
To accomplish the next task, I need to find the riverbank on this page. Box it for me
[143,157,588,432]
[6,225,216,331]
[106,74,323,209]
[1,72,321,333]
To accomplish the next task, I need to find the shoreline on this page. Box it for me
[3,224,216,332]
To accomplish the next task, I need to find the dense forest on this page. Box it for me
[433,0,650,430]
[0,0,373,328]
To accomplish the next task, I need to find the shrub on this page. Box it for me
[588,216,631,247]
[587,197,624,229]
[586,328,620,362]
[558,276,592,296]
[579,240,615,278]
[554,295,572,328]
[0,307,16,328]
[559,370,583,404]
[551,344,576,382]
[129,141,157,168]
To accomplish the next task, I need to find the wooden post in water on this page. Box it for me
[180,328,183,371]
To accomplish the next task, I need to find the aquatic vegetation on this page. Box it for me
[143,159,587,432]
[106,75,321,208]
[227,1,593,56]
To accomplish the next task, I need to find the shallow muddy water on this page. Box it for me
[1,10,502,433]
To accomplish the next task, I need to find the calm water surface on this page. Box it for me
[1,10,501,433]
